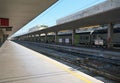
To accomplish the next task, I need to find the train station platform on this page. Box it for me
[0,41,103,83]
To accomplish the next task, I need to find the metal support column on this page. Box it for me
[55,32,58,44]
[34,34,36,42]
[32,35,34,42]
[107,23,113,48]
[45,33,47,43]
[29,35,31,41]
[39,34,41,42]
[72,29,75,45]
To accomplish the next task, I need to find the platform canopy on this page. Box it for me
[0,0,57,36]
[24,7,120,35]
[14,0,120,36]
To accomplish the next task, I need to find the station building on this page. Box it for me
[0,18,12,45]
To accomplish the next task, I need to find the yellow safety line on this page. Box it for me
[35,54,92,83]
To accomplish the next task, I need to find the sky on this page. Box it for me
[12,0,106,37]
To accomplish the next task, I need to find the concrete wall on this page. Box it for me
[56,0,120,25]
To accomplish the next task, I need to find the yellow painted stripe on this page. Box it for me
[35,54,92,83]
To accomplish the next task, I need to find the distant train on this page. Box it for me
[92,27,120,47]
[77,27,120,47]
[37,27,120,47]
[19,24,120,48]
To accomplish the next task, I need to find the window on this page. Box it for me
[86,36,89,40]
[6,28,12,31]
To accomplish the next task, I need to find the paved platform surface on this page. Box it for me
[0,41,103,83]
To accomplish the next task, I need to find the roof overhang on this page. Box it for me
[0,0,57,36]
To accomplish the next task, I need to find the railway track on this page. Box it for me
[14,41,120,83]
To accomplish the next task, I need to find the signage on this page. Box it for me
[0,18,9,26]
